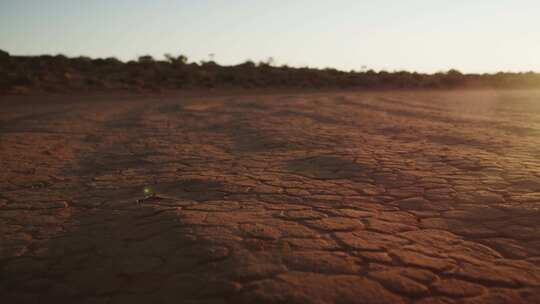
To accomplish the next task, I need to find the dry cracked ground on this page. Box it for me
[1,90,540,304]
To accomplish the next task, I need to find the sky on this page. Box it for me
[1,0,539,73]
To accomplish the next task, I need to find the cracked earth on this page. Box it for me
[1,90,540,303]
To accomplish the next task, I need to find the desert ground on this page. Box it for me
[1,89,540,303]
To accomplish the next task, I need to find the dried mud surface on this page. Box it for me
[1,90,540,303]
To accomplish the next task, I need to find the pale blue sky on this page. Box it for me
[1,0,539,73]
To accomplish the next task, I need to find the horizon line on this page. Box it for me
[4,49,540,76]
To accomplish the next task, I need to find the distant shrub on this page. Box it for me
[93,57,122,66]
[239,60,256,68]
[137,55,155,63]
[165,54,188,65]
[0,49,10,61]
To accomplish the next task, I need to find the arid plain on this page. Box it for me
[1,90,540,303]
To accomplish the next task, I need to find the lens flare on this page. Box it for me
[143,186,152,196]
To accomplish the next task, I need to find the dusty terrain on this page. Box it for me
[1,90,540,304]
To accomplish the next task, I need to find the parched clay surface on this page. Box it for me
[1,90,540,303]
